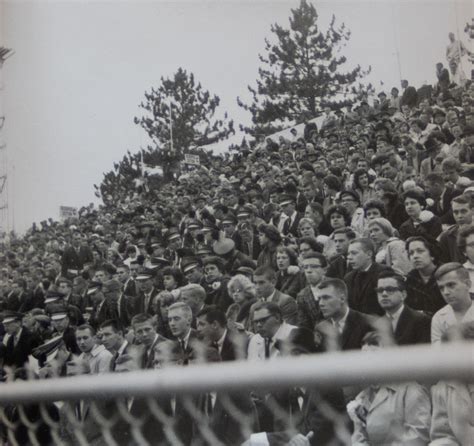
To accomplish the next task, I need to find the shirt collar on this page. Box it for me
[387,304,404,323]
[332,307,349,327]
[217,329,227,350]
[118,340,128,355]
[91,344,106,357]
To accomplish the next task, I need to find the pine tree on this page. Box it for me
[237,0,371,138]
[134,68,234,176]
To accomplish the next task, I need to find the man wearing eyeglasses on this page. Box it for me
[247,302,297,361]
[376,271,430,346]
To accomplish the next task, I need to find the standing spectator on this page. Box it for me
[60,232,93,278]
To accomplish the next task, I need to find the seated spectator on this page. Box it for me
[275,246,306,298]
[429,322,474,445]
[432,262,474,345]
[227,273,257,331]
[75,324,113,374]
[405,236,446,317]
[367,217,411,276]
[399,189,442,240]
[348,332,431,445]
[376,271,431,345]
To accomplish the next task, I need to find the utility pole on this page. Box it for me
[0,46,14,235]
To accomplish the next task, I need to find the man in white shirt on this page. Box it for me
[75,324,113,374]
[432,262,474,344]
[247,302,297,361]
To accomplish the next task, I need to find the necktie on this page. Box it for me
[75,402,82,421]
[211,340,219,353]
[206,393,213,417]
[264,338,271,359]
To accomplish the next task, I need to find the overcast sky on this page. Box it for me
[2,0,472,233]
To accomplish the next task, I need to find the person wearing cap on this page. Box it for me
[432,262,474,345]
[278,195,303,238]
[236,220,262,261]
[202,256,233,312]
[49,304,81,355]
[213,237,256,276]
[2,310,40,369]
[181,257,205,285]
[220,213,244,253]
[136,270,159,316]
[88,280,118,330]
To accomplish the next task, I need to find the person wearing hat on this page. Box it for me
[48,304,81,355]
[136,270,159,316]
[164,228,183,267]
[213,237,256,276]
[221,212,244,253]
[44,288,85,327]
[257,224,282,271]
[181,256,205,285]
[89,280,120,330]
[279,195,303,238]
[2,310,40,369]
[202,256,233,312]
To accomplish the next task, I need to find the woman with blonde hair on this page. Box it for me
[227,274,257,330]
[368,217,411,276]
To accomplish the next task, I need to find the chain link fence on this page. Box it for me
[0,343,472,446]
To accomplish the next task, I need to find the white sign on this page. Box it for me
[184,154,200,165]
[59,206,78,220]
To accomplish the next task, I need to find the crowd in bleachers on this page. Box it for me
[0,62,473,445]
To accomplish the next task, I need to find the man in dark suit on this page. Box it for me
[425,173,461,225]
[376,272,431,345]
[243,327,348,446]
[196,305,248,361]
[202,256,233,312]
[88,280,119,330]
[57,277,84,312]
[136,270,159,316]
[131,313,168,369]
[314,278,374,352]
[100,319,132,370]
[2,311,40,369]
[326,228,355,279]
[60,231,93,277]
[167,302,199,365]
[116,263,138,295]
[252,266,298,325]
[344,239,391,316]
[296,253,327,331]
[280,195,303,237]
[438,195,473,263]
